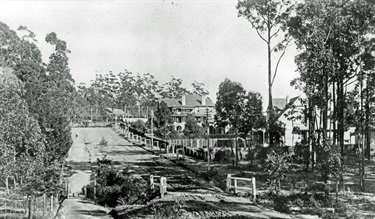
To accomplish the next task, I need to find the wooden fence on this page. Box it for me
[150,175,167,198]
[226,174,256,202]
[0,194,58,219]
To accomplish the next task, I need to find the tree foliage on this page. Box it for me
[0,21,75,196]
[288,0,375,174]
[160,76,190,99]
[183,114,205,138]
[237,0,294,145]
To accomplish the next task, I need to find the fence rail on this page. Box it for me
[226,174,256,202]
[0,193,58,218]
[150,175,167,198]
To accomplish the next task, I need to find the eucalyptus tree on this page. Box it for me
[288,0,375,189]
[160,76,191,99]
[0,22,76,196]
[237,0,294,145]
[192,81,209,96]
[0,67,45,194]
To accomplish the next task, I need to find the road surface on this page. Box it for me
[56,127,290,219]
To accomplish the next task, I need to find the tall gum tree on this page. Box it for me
[237,0,294,146]
[288,0,375,189]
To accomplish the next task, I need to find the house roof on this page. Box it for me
[274,96,300,121]
[273,98,287,110]
[106,108,126,115]
[162,94,215,107]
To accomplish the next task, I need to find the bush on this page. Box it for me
[214,149,232,163]
[151,199,186,219]
[199,168,219,181]
[265,148,291,192]
[131,120,147,133]
[99,137,108,146]
[86,160,149,207]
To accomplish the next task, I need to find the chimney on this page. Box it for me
[286,95,289,104]
[201,95,206,106]
[182,95,186,106]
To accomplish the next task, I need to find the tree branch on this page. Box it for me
[270,29,281,40]
[247,18,268,43]
[271,46,286,86]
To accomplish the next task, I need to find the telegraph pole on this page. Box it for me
[206,107,210,171]
[151,109,154,149]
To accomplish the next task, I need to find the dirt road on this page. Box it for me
[57,127,290,219]
[56,128,116,219]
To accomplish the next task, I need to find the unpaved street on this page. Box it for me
[57,127,290,219]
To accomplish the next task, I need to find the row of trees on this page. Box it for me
[76,70,210,122]
[0,22,75,196]
[288,0,375,190]
[238,0,375,190]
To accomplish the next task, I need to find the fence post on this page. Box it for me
[94,177,97,204]
[234,178,238,193]
[252,177,256,202]
[50,195,53,212]
[150,175,154,190]
[43,193,46,216]
[66,182,69,198]
[28,196,33,219]
[160,177,167,198]
[84,186,87,197]
[226,174,232,192]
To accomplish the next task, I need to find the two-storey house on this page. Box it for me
[162,94,215,132]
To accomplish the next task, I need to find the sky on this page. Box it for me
[0,0,300,108]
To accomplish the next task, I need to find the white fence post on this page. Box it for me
[160,177,167,198]
[252,177,256,202]
[226,174,231,192]
[50,195,53,212]
[150,175,154,190]
[234,178,238,193]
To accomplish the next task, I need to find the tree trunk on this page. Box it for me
[360,71,365,191]
[337,72,345,188]
[235,130,239,167]
[267,23,273,147]
[332,81,337,145]
[307,96,314,171]
[13,175,17,189]
[365,79,371,160]
[5,177,9,195]
[323,69,328,145]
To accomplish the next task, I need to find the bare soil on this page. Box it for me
[57,128,292,219]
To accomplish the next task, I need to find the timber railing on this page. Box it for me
[150,175,168,198]
[226,174,256,202]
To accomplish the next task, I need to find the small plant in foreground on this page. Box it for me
[151,198,186,219]
[99,137,108,146]
[265,148,291,192]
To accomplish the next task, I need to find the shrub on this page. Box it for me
[86,160,149,207]
[99,137,108,146]
[265,148,291,192]
[214,149,232,163]
[151,199,186,219]
[199,168,219,181]
[131,120,147,133]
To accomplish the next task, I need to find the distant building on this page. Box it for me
[274,96,357,147]
[273,96,306,146]
[162,94,215,132]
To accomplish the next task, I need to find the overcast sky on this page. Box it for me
[0,0,300,107]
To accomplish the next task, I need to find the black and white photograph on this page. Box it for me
[0,0,375,218]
